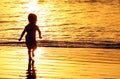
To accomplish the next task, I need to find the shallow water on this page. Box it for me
[0,46,120,79]
[0,0,120,47]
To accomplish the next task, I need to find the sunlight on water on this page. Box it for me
[0,0,120,79]
[27,0,39,13]
[34,47,44,61]
[25,1,120,43]
[35,47,43,55]
[0,0,120,46]
[26,0,50,26]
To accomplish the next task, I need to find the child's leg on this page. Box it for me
[28,49,32,60]
[32,48,36,57]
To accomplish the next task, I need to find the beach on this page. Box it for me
[0,1,120,79]
[0,46,120,79]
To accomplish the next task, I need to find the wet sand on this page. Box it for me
[0,46,120,79]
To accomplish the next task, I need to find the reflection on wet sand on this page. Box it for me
[27,59,36,79]
[0,47,120,79]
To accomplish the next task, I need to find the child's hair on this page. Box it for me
[28,13,37,23]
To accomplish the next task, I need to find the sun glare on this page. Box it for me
[27,0,39,13]
[35,48,43,55]
[34,47,43,61]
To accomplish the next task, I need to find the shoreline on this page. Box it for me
[0,40,120,48]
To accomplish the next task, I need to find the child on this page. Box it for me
[19,13,42,60]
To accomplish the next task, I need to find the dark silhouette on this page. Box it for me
[26,59,36,79]
[19,13,42,60]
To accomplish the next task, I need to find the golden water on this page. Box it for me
[0,0,120,43]
[0,46,120,79]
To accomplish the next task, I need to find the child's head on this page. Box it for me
[28,13,37,24]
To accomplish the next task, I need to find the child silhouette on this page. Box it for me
[19,13,42,60]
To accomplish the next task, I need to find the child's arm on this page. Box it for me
[18,29,26,41]
[37,27,42,39]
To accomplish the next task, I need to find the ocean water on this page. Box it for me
[0,0,120,47]
[0,1,120,79]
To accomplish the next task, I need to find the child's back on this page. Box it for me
[19,13,42,60]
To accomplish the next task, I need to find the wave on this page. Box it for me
[0,21,18,23]
[0,40,120,48]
